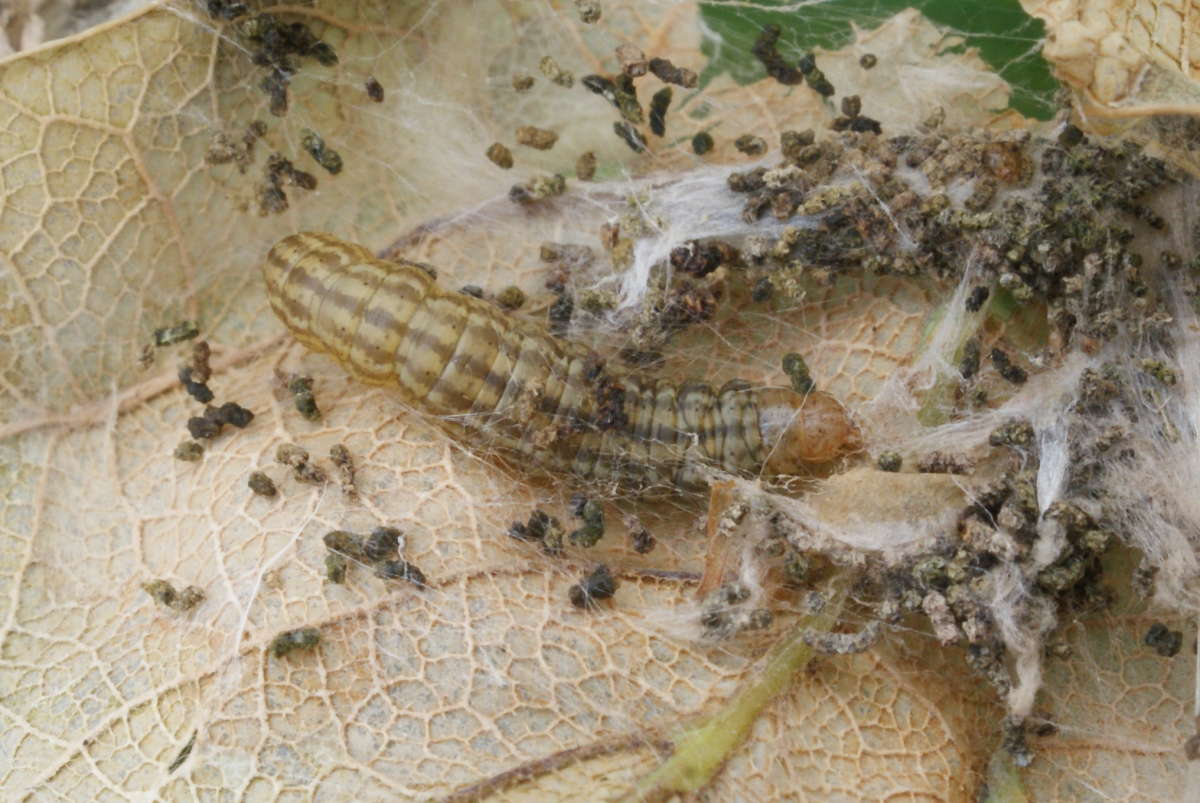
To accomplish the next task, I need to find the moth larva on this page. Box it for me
[262,232,860,491]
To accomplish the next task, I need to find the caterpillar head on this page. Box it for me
[757,388,862,476]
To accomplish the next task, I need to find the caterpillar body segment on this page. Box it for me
[263,232,860,490]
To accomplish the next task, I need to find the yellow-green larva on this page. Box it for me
[262,232,859,490]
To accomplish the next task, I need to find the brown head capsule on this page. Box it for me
[755,388,862,474]
[262,232,860,491]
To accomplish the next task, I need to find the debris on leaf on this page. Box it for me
[142,579,205,612]
[569,564,617,608]
[154,321,200,346]
[247,471,277,497]
[647,57,696,88]
[270,626,320,658]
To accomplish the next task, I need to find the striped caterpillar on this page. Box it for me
[262,232,860,491]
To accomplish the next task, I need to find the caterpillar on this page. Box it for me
[262,232,860,491]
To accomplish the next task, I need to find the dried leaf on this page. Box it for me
[0,2,1191,800]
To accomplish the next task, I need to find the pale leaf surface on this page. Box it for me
[0,2,1191,800]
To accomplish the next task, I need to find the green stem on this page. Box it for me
[629,579,849,800]
[982,749,1029,802]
